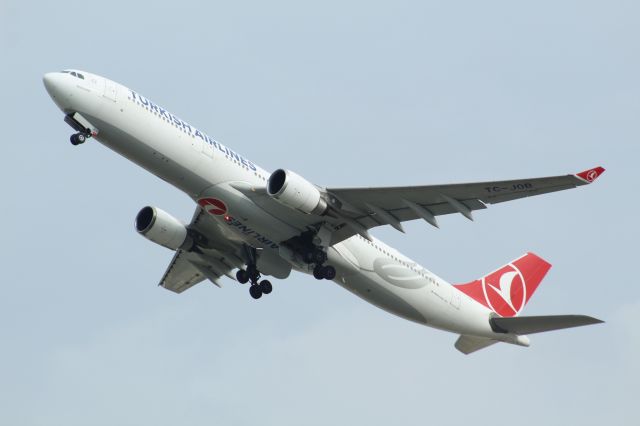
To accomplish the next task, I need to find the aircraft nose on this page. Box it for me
[43,72,71,111]
[43,72,61,96]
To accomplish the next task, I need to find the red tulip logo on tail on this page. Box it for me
[453,252,552,318]
[482,265,526,317]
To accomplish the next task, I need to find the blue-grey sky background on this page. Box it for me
[1,1,637,425]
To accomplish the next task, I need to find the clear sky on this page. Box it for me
[1,1,637,425]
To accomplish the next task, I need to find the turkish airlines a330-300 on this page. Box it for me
[43,70,604,354]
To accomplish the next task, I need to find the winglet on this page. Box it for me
[575,166,605,184]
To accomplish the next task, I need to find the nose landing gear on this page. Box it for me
[64,113,96,146]
[70,132,89,145]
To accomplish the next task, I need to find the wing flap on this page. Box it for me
[156,206,246,294]
[160,250,207,293]
[160,248,239,293]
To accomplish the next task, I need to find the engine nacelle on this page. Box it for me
[135,206,191,250]
[267,169,328,215]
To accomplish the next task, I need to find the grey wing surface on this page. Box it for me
[325,167,604,244]
[159,207,245,293]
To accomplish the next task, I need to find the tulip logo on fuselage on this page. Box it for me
[373,258,427,290]
[198,198,227,216]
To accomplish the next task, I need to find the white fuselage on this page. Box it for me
[44,70,518,343]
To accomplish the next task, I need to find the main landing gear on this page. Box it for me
[236,265,272,300]
[305,247,336,281]
[237,246,273,300]
[313,264,336,280]
[287,231,337,281]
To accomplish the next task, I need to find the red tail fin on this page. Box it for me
[453,253,552,317]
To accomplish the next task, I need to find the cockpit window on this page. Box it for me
[60,70,85,80]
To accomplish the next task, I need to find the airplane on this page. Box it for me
[43,69,604,354]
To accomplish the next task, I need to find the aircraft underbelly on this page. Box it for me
[327,237,495,336]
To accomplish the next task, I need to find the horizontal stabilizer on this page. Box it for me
[455,335,498,354]
[490,315,603,335]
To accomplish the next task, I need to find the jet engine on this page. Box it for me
[267,169,328,215]
[135,206,192,250]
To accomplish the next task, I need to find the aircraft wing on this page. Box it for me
[325,166,604,243]
[159,208,245,293]
[159,248,238,293]
[160,249,207,293]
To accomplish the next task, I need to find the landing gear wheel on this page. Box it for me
[313,265,325,280]
[249,284,263,299]
[236,269,249,284]
[321,265,336,280]
[260,280,272,294]
[70,133,86,146]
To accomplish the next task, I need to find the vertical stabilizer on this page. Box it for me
[454,253,551,317]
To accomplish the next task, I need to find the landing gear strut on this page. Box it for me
[304,248,327,265]
[238,245,273,300]
[64,113,95,146]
